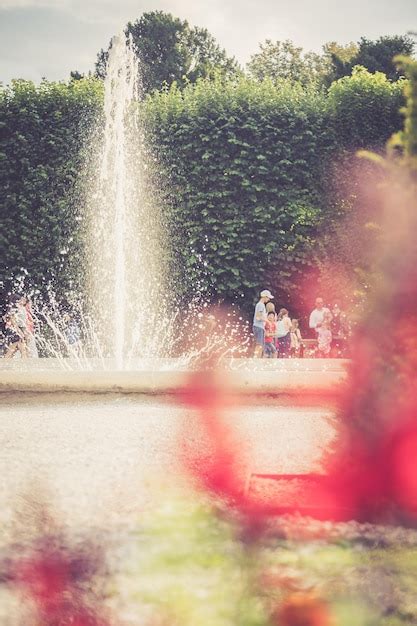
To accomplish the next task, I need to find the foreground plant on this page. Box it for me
[314,56,417,524]
[1,526,113,626]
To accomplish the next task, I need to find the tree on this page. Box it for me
[180,26,240,84]
[247,39,331,88]
[70,71,85,81]
[95,11,239,94]
[330,35,416,82]
[324,41,359,64]
[322,41,358,85]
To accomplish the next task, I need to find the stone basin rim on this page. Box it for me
[0,358,348,397]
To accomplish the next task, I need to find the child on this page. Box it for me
[276,308,292,358]
[264,311,277,358]
[290,319,303,358]
[63,312,81,355]
[316,319,332,358]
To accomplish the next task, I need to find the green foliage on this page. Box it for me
[328,66,404,148]
[95,11,240,94]
[330,35,416,82]
[322,41,359,86]
[0,78,103,295]
[323,41,359,65]
[130,496,269,626]
[145,78,332,308]
[0,67,405,314]
[247,39,331,88]
[181,25,241,84]
[247,36,415,93]
[391,55,417,163]
[317,68,404,309]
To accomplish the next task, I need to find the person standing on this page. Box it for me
[3,310,27,359]
[21,295,38,358]
[290,319,303,358]
[253,289,273,358]
[264,311,278,358]
[266,301,279,347]
[276,308,292,358]
[308,298,331,336]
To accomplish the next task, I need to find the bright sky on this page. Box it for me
[0,0,416,84]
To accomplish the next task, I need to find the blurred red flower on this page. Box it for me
[10,536,112,626]
[178,369,244,503]
[272,593,334,626]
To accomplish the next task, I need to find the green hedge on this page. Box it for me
[0,78,103,297]
[144,72,404,309]
[0,70,404,312]
[144,79,333,308]
[328,66,404,148]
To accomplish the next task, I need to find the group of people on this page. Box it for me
[253,289,303,358]
[1,294,38,358]
[2,289,350,360]
[308,297,350,357]
[253,290,350,358]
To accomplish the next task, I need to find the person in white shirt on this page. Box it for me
[276,308,292,358]
[309,298,331,336]
[253,289,273,358]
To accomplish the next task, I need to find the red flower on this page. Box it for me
[9,535,113,626]
[178,369,244,503]
[15,551,69,611]
[273,593,334,626]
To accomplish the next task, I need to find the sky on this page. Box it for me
[0,0,416,84]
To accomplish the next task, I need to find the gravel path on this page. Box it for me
[2,393,417,626]
[0,392,335,539]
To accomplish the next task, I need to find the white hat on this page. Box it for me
[260,289,274,299]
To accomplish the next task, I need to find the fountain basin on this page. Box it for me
[0,358,348,397]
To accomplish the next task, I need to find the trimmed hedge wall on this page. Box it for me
[144,80,333,307]
[0,78,103,297]
[144,73,403,308]
[328,66,404,148]
[0,70,404,311]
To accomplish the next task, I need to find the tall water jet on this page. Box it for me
[103,34,135,368]
[87,33,169,368]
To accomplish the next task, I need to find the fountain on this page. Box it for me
[0,33,347,389]
[87,33,169,369]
